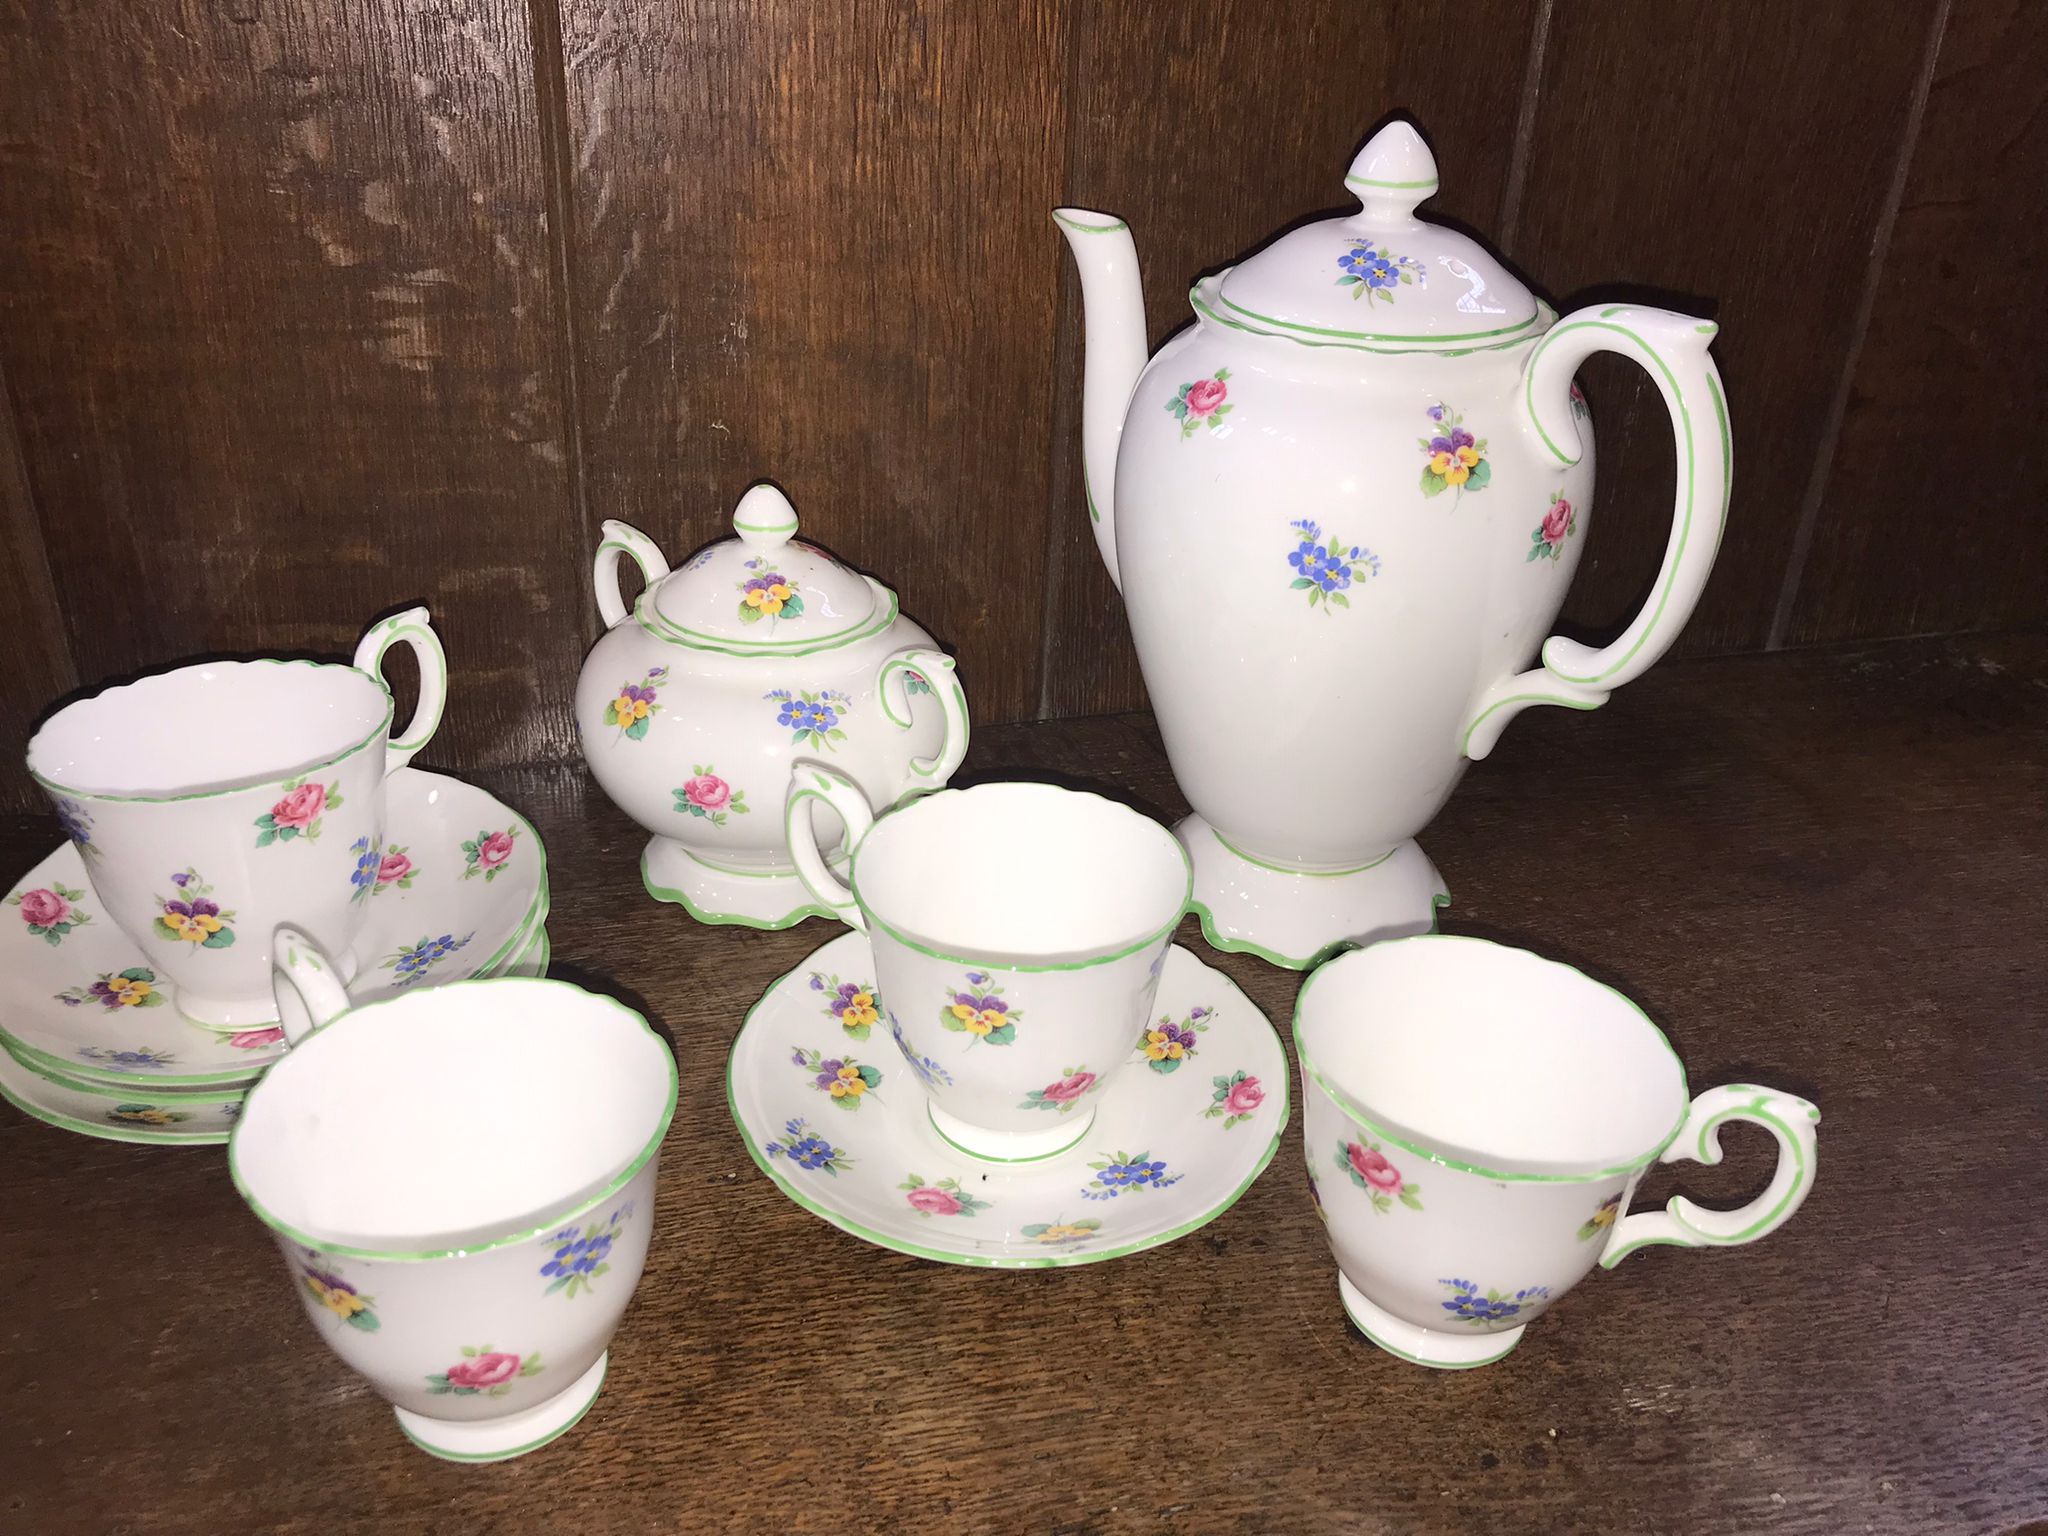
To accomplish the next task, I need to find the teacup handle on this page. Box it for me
[352,607,449,777]
[876,648,970,784]
[271,926,351,1047]
[1600,1084,1819,1268]
[784,764,877,931]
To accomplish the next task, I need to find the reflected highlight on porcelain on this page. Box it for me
[1295,935,1819,1368]
[787,770,1191,1160]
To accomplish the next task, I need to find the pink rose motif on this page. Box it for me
[477,831,514,869]
[444,1351,522,1390]
[1347,1142,1402,1194]
[1041,1071,1097,1105]
[229,1027,285,1050]
[376,851,412,885]
[17,888,69,927]
[271,783,326,829]
[1223,1077,1265,1116]
[905,1186,962,1216]
[1185,376,1229,417]
[684,775,732,812]
[1541,497,1574,546]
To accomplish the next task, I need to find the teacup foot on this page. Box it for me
[1180,815,1450,971]
[641,837,841,931]
[393,1350,609,1463]
[927,1100,1095,1163]
[1338,1274,1523,1369]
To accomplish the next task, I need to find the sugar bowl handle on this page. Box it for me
[1464,306,1732,760]
[877,648,970,786]
[594,520,672,629]
[271,926,351,1047]
[784,764,877,931]
[1600,1084,1819,1268]
[352,606,449,777]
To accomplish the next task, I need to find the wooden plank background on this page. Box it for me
[0,0,2039,808]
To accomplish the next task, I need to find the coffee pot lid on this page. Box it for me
[652,485,879,647]
[1213,120,1542,351]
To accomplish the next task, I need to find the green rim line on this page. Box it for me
[1051,211,1128,234]
[396,1358,607,1463]
[1521,318,1724,689]
[1084,472,1101,525]
[0,1067,228,1145]
[634,583,901,659]
[733,518,798,535]
[1345,1301,1521,1369]
[925,1102,1093,1165]
[1345,174,1440,191]
[1190,284,1554,357]
[227,978,678,1262]
[1292,935,1691,1184]
[1214,833,1394,879]
[1218,289,1543,347]
[640,849,836,931]
[30,659,398,806]
[844,788,1194,974]
[724,944,1289,1270]
[1460,690,1603,758]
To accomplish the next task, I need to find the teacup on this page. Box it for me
[1297,935,1819,1368]
[25,610,447,1026]
[786,767,1191,1160]
[231,930,677,1462]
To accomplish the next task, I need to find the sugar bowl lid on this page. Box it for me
[1212,120,1542,351]
[651,485,881,649]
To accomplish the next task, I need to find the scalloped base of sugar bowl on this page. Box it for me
[640,837,842,931]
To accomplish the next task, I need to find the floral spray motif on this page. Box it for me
[1138,1006,1211,1072]
[765,1117,853,1174]
[810,972,880,1039]
[302,1258,380,1332]
[899,1174,992,1218]
[1204,1071,1265,1128]
[426,1346,544,1397]
[56,968,163,1010]
[1440,1277,1549,1327]
[10,883,90,945]
[347,837,380,905]
[1287,521,1380,611]
[943,973,1019,1046]
[1082,1150,1181,1200]
[254,778,340,846]
[155,869,236,949]
[1528,489,1577,562]
[1020,1067,1097,1113]
[1578,1191,1623,1241]
[1168,368,1233,438]
[373,845,417,893]
[1337,239,1425,303]
[462,827,517,882]
[766,690,850,751]
[1336,1138,1423,1213]
[738,560,804,624]
[674,766,749,827]
[606,667,666,740]
[791,1045,881,1109]
[1418,403,1489,500]
[540,1204,632,1298]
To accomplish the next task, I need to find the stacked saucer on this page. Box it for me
[0,768,548,1145]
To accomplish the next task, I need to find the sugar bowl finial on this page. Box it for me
[732,483,799,556]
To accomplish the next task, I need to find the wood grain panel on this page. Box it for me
[1042,0,1549,719]
[0,0,576,807]
[1785,0,2048,644]
[558,0,1068,726]
[0,362,74,812]
[1506,0,1946,660]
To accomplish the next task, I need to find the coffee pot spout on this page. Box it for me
[1053,208,1148,591]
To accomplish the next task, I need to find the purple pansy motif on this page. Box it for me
[941,971,1020,1047]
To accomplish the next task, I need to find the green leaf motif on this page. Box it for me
[202,927,236,950]
[1419,467,1447,497]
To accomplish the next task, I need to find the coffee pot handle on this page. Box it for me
[784,764,877,931]
[594,520,672,629]
[270,926,351,1047]
[1600,1084,1819,1268]
[876,648,971,786]
[352,607,449,777]
[1463,306,1731,760]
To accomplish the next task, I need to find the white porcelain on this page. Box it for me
[0,765,547,1087]
[234,936,676,1462]
[1297,936,1819,1368]
[730,929,1285,1266]
[24,610,450,1022]
[577,483,970,929]
[786,770,1191,1160]
[1055,118,1733,967]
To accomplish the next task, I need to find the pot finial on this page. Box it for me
[1346,120,1438,220]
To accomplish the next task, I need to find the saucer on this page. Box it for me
[728,931,1288,1267]
[1179,813,1450,970]
[1,767,548,1092]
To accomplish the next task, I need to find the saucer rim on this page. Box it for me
[726,931,1288,1269]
